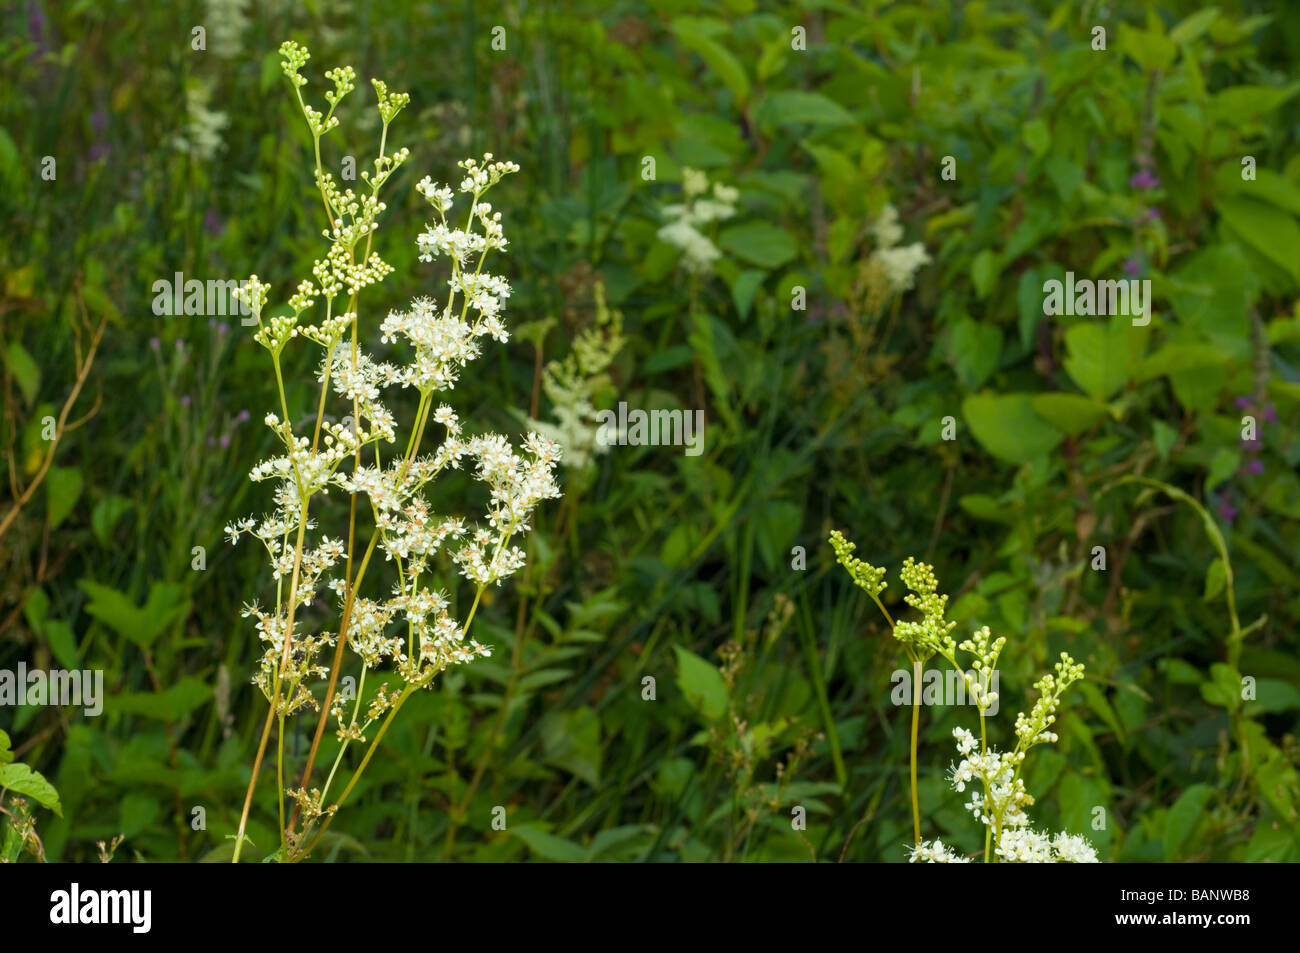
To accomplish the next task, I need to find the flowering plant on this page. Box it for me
[830,530,1097,862]
[225,41,562,862]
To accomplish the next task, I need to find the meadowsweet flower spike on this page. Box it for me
[226,42,561,864]
[828,530,886,599]
[827,532,1096,862]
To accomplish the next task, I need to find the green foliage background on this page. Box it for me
[2,0,1299,862]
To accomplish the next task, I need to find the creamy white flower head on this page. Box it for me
[875,243,930,293]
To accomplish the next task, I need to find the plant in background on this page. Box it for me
[657,167,738,276]
[522,280,625,475]
[829,530,1096,862]
[225,41,562,862]
[0,729,62,863]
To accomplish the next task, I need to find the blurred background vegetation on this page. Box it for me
[2,0,1299,862]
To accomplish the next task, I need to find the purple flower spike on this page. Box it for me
[181,395,191,407]
[149,337,161,351]
[219,434,231,449]
[1217,498,1238,524]
[1248,459,1264,475]
[1264,404,1277,423]
[1124,256,1141,276]
[1129,170,1161,190]
[1234,396,1250,410]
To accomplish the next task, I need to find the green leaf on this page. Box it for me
[754,91,856,128]
[672,20,750,105]
[962,393,1063,464]
[0,730,12,765]
[44,620,81,670]
[1211,83,1300,123]
[1217,195,1300,283]
[948,318,1001,389]
[1152,420,1178,459]
[1063,324,1132,400]
[1136,343,1231,381]
[1118,23,1176,72]
[970,249,1000,299]
[46,466,83,529]
[1022,118,1050,159]
[1203,557,1226,602]
[0,762,63,817]
[540,706,602,786]
[1246,678,1300,714]
[91,495,133,547]
[22,586,49,635]
[730,269,766,319]
[1029,393,1109,436]
[1163,784,1213,860]
[78,580,190,650]
[512,825,586,862]
[673,645,729,720]
[1169,7,1219,46]
[109,676,213,721]
[5,342,40,405]
[717,223,797,269]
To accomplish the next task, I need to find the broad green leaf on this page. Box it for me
[91,495,133,546]
[1217,195,1300,282]
[0,762,63,817]
[1169,7,1219,46]
[717,223,797,269]
[948,317,1001,389]
[1063,323,1132,400]
[970,249,1000,299]
[22,587,49,635]
[1203,557,1226,602]
[78,580,190,650]
[1029,393,1109,436]
[44,620,80,670]
[1163,784,1213,860]
[1022,118,1050,158]
[5,342,39,405]
[754,90,856,128]
[512,825,586,862]
[673,645,729,721]
[1136,343,1232,380]
[540,706,602,786]
[46,466,83,529]
[672,21,750,105]
[1211,83,1300,123]
[962,393,1063,464]
[108,676,213,720]
[730,269,766,319]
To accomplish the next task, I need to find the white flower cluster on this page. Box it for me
[910,651,1098,864]
[526,281,625,471]
[657,167,739,274]
[227,141,561,722]
[907,839,971,863]
[870,203,930,293]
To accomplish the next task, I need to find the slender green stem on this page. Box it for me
[910,657,922,846]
